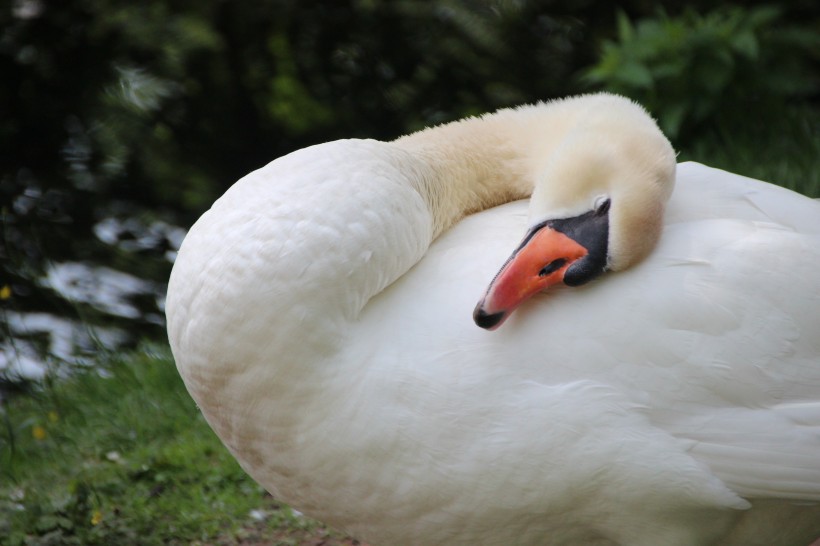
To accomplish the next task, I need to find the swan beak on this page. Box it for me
[474,203,610,330]
[473,226,588,329]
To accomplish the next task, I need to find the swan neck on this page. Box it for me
[393,112,537,238]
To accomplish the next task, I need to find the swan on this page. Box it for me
[166,93,820,546]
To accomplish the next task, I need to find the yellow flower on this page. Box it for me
[0,285,10,300]
[91,510,103,525]
[32,425,47,440]
[48,411,59,423]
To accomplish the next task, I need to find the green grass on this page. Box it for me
[0,346,347,546]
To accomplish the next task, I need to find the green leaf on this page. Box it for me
[730,31,758,59]
[745,5,781,28]
[616,11,634,42]
[617,61,654,89]
[660,102,687,139]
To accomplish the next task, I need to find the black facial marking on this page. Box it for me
[556,206,609,286]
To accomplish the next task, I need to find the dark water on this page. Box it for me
[1,214,186,382]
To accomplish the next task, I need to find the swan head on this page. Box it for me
[474,125,676,330]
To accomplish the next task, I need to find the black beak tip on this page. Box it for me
[473,306,506,330]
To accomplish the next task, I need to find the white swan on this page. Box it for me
[166,93,820,546]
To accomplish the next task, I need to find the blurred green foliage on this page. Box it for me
[1,0,818,340]
[584,6,820,142]
[583,4,820,193]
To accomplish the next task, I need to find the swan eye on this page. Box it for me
[539,258,567,277]
[595,198,611,216]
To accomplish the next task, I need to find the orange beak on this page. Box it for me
[473,226,590,330]
[474,200,611,330]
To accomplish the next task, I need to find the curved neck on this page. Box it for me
[170,95,646,379]
[392,103,583,239]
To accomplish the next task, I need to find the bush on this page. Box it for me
[583,6,820,142]
[583,6,820,194]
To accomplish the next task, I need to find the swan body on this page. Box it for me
[166,94,820,545]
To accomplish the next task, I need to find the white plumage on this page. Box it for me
[166,93,820,545]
